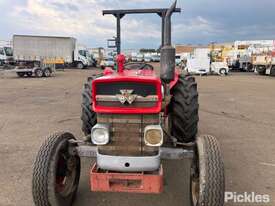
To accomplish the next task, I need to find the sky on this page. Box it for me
[0,0,275,49]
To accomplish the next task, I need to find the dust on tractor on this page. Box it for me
[32,1,225,206]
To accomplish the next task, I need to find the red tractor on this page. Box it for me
[32,1,225,206]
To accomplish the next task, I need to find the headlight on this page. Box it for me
[144,125,163,147]
[91,124,110,145]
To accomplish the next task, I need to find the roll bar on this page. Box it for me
[103,1,181,54]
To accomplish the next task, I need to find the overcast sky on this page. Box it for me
[0,0,275,49]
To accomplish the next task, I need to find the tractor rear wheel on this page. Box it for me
[81,77,97,136]
[190,135,225,206]
[169,75,199,143]
[32,132,80,206]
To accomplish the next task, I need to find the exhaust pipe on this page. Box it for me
[160,0,177,83]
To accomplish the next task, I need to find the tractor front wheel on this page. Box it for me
[190,135,225,206]
[169,75,199,143]
[32,132,80,206]
[81,77,97,136]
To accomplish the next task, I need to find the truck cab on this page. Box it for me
[144,54,152,62]
[0,46,13,66]
[136,53,144,62]
[131,53,138,62]
[100,56,115,69]
[74,44,91,69]
[151,54,160,62]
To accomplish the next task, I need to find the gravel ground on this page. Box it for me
[0,68,274,206]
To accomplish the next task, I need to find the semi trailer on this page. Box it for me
[13,35,92,77]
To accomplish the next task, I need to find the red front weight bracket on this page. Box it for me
[90,164,163,194]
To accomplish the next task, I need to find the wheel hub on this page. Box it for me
[55,154,77,197]
[44,70,50,77]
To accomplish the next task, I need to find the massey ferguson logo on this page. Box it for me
[116,90,137,104]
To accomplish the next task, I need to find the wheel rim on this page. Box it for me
[44,69,50,77]
[37,70,43,77]
[78,63,83,69]
[191,153,200,206]
[191,176,199,205]
[55,151,78,197]
[220,69,226,75]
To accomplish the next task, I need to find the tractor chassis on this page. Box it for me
[68,139,194,194]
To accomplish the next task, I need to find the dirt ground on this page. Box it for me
[0,68,274,206]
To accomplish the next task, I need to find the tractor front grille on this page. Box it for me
[96,82,157,96]
[95,82,158,108]
[97,114,159,156]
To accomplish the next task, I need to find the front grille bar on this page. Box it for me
[96,95,158,102]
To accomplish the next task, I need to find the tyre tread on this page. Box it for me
[81,77,97,135]
[32,132,75,206]
[197,135,225,206]
[169,75,199,142]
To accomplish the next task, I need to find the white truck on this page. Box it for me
[89,47,105,67]
[151,53,160,62]
[0,41,14,66]
[253,54,275,76]
[13,35,91,77]
[185,48,229,75]
[131,52,138,62]
[238,53,253,72]
[75,44,94,69]
[100,56,115,69]
[136,53,144,62]
[144,53,152,62]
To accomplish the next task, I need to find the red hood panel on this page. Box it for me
[102,68,158,79]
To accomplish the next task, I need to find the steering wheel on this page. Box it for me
[124,62,154,70]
